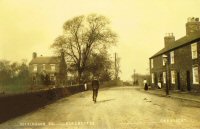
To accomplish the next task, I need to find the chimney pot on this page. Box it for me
[186,17,200,35]
[32,52,37,59]
[164,33,175,48]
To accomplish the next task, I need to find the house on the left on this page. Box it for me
[29,52,64,85]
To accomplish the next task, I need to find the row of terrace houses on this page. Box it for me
[150,17,200,92]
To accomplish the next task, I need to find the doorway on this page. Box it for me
[177,72,181,90]
[186,71,191,91]
[154,74,158,86]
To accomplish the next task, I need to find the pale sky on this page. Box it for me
[0,0,200,81]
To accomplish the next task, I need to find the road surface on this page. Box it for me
[1,86,200,129]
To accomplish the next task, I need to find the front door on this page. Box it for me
[177,72,181,90]
[155,74,158,87]
[186,71,191,91]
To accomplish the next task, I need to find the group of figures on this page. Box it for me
[143,79,148,91]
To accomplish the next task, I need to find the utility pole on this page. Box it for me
[166,61,169,95]
[114,52,117,80]
[133,69,136,85]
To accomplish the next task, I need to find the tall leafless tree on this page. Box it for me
[51,14,117,83]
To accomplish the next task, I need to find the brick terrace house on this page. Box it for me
[149,17,200,92]
[29,52,60,85]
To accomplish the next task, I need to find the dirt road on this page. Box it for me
[1,86,200,129]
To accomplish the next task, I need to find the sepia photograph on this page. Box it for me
[0,0,200,129]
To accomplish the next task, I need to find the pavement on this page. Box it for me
[137,86,200,103]
[1,86,200,129]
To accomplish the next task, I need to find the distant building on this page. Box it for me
[29,52,60,85]
[150,17,200,91]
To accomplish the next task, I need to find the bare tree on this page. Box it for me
[51,14,117,83]
[0,60,30,86]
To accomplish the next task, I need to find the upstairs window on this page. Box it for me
[171,71,175,84]
[151,59,154,68]
[33,65,37,72]
[191,43,197,59]
[50,64,56,72]
[170,51,174,64]
[192,67,199,84]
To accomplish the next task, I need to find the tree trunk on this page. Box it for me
[78,70,83,84]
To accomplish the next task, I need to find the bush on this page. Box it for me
[123,81,132,86]
[102,80,123,87]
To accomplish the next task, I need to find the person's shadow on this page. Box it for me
[97,99,115,103]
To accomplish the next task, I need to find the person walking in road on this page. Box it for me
[92,77,100,103]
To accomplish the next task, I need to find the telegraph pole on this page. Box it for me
[166,61,169,95]
[133,69,136,85]
[114,52,117,80]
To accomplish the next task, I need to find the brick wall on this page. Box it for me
[0,85,84,123]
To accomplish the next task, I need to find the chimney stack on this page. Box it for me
[164,33,175,48]
[32,52,37,59]
[186,17,200,36]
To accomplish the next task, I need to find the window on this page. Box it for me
[170,51,174,64]
[42,64,46,70]
[171,71,175,84]
[151,59,154,68]
[50,74,55,81]
[191,43,197,59]
[163,72,166,84]
[33,65,37,72]
[50,64,56,72]
[162,55,165,66]
[151,73,154,83]
[192,67,199,84]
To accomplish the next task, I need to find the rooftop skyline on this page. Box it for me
[0,0,200,81]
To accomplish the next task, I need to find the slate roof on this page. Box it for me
[29,56,59,65]
[150,33,200,59]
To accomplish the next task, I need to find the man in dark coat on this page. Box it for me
[92,77,99,103]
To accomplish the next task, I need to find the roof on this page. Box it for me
[150,33,200,58]
[29,56,59,65]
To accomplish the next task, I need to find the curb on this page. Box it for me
[137,89,200,103]
[168,95,200,103]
